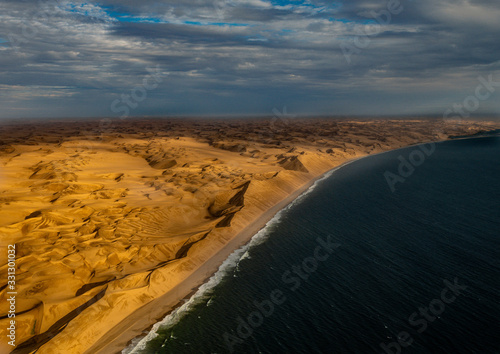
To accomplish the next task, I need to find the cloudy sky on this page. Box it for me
[1,0,499,119]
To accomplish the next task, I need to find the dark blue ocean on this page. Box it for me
[126,136,500,354]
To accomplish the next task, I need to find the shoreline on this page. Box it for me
[89,137,455,354]
[89,158,351,354]
[4,119,499,354]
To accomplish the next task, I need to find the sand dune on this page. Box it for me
[0,117,498,353]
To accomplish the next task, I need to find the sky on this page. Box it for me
[0,0,499,119]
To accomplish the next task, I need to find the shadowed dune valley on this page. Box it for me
[0,117,499,353]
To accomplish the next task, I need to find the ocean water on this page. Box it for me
[125,136,500,354]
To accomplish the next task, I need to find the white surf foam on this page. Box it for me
[122,164,349,353]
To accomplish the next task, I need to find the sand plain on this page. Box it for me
[0,117,498,353]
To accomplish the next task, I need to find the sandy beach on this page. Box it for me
[0,117,498,354]
[90,160,331,354]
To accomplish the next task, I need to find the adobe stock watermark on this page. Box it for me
[270,106,295,133]
[443,73,500,122]
[341,0,412,64]
[110,65,165,119]
[223,235,340,353]
[6,244,17,347]
[380,278,468,354]
[385,71,499,192]
[384,142,436,192]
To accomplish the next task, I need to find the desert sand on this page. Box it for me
[0,117,498,354]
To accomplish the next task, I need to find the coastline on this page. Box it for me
[3,119,499,353]
[88,136,457,354]
[88,158,350,354]
[91,135,447,354]
[124,133,500,354]
[96,132,493,354]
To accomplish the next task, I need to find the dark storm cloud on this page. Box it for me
[0,0,499,118]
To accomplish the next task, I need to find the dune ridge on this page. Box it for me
[0,117,498,353]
